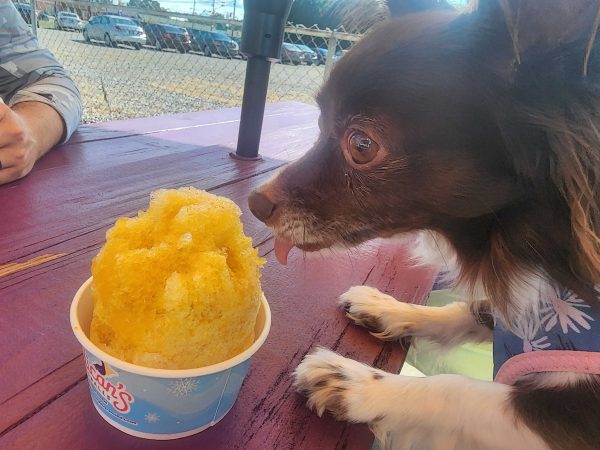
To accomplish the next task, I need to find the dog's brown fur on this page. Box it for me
[249,1,600,448]
[511,376,600,450]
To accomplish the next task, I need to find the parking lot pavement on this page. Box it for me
[38,28,324,123]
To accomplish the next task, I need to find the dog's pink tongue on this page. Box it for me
[274,238,294,265]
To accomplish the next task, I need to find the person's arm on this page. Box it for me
[0,1,83,184]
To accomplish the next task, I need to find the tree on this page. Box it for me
[127,0,164,11]
[288,0,389,33]
[288,0,453,33]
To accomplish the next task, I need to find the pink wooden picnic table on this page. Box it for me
[0,102,437,450]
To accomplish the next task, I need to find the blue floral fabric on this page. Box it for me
[493,285,600,378]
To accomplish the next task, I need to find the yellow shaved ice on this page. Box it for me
[89,188,264,369]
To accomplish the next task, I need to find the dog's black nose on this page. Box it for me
[248,190,276,222]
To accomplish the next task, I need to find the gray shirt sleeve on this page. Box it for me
[0,1,82,142]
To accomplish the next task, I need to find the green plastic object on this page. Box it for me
[373,290,493,450]
[404,290,493,381]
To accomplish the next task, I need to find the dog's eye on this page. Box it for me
[346,130,380,164]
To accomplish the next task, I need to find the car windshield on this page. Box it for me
[210,32,230,41]
[283,43,300,50]
[163,25,185,34]
[61,12,77,18]
[112,18,136,25]
[296,45,312,52]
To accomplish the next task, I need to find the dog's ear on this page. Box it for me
[474,1,600,285]
[473,0,600,73]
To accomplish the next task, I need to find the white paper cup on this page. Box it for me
[70,277,271,440]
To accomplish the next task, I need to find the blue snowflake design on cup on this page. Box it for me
[168,378,200,397]
[83,351,251,438]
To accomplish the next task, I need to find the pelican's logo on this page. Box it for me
[85,354,134,414]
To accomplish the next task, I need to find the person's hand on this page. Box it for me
[0,102,64,184]
[0,103,38,184]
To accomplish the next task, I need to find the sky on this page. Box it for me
[154,0,243,18]
[154,0,469,21]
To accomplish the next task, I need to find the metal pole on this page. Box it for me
[231,0,236,38]
[231,0,237,36]
[232,57,271,160]
[232,0,293,160]
[30,0,38,37]
[324,33,337,80]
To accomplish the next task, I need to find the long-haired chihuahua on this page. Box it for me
[248,1,600,448]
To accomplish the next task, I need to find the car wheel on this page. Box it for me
[293,61,300,65]
[134,43,142,50]
[83,30,90,42]
[178,46,186,54]
[155,40,162,51]
[204,46,212,57]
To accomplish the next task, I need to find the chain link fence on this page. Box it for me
[19,0,362,123]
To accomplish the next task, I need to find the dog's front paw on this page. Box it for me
[339,285,418,340]
[293,348,390,423]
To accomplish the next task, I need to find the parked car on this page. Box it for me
[312,47,327,66]
[125,17,144,27]
[144,23,190,53]
[232,37,247,60]
[14,3,37,25]
[57,11,84,31]
[84,15,146,49]
[280,43,303,65]
[38,12,56,29]
[311,47,344,66]
[188,29,239,58]
[294,44,318,65]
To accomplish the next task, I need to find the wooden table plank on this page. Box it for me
[67,102,318,145]
[1,145,272,264]
[0,240,435,450]
[0,355,85,437]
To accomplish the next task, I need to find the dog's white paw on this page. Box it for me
[293,347,390,424]
[339,285,418,340]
